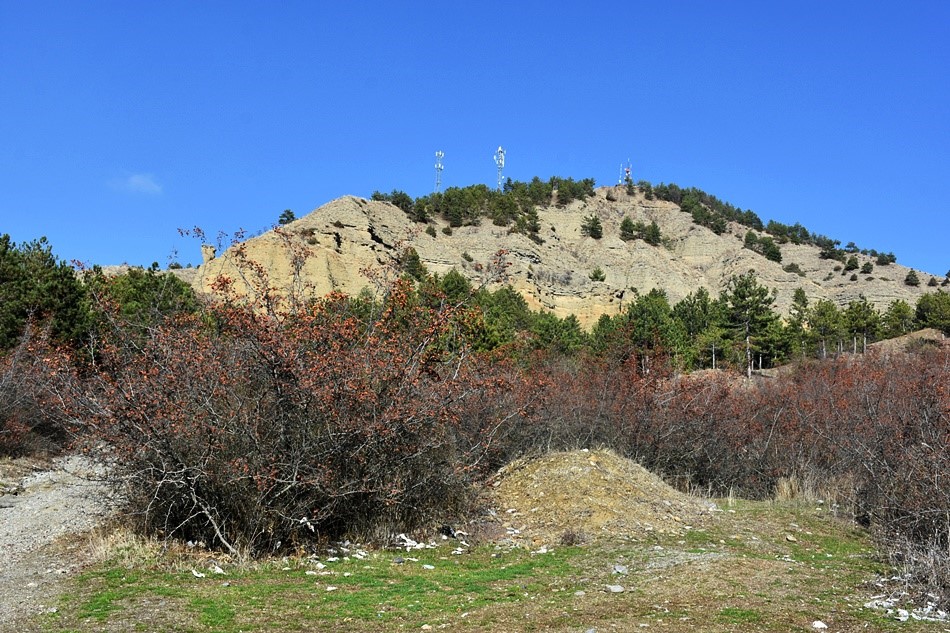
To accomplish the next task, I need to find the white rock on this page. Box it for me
[606,584,625,593]
[812,620,828,629]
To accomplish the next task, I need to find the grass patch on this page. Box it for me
[717,606,762,623]
[39,499,942,632]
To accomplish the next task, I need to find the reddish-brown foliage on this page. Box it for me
[49,279,537,556]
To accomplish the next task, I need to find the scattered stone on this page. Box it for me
[613,564,629,575]
[393,556,406,565]
[785,534,798,543]
[191,569,206,578]
[422,564,435,570]
[606,584,625,593]
[812,620,828,629]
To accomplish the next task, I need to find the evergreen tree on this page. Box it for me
[915,291,950,334]
[882,299,916,338]
[644,221,662,246]
[720,271,779,377]
[625,289,686,371]
[843,295,881,352]
[759,237,782,263]
[530,312,585,355]
[580,214,603,239]
[673,287,727,369]
[619,217,637,241]
[400,247,427,281]
[904,270,920,287]
[0,235,88,350]
[278,209,296,225]
[808,299,843,359]
[440,268,472,305]
[786,287,810,360]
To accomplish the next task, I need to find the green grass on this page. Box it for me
[717,606,762,624]
[38,500,942,632]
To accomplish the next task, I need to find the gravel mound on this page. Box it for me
[487,449,717,546]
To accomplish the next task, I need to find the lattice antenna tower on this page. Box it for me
[494,146,505,191]
[618,159,633,185]
[434,150,444,193]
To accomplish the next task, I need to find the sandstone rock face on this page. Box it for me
[193,188,939,325]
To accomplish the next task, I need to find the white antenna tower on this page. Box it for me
[494,146,505,191]
[434,150,444,193]
[625,158,632,184]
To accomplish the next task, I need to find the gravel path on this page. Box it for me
[0,455,113,629]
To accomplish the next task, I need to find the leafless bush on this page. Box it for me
[49,280,535,557]
[0,328,69,457]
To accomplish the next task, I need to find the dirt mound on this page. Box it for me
[485,449,716,546]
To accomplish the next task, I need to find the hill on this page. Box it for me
[191,185,939,326]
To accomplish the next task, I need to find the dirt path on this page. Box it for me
[0,455,112,629]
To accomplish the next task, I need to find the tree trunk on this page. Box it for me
[746,333,752,379]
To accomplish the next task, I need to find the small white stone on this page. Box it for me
[812,620,828,629]
[606,584,625,593]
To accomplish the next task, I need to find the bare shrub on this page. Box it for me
[52,280,535,557]
[0,327,69,457]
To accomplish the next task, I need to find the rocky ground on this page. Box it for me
[0,455,113,630]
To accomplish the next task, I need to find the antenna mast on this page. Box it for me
[494,146,505,191]
[619,159,632,185]
[434,150,444,193]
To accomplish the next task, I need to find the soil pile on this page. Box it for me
[486,449,717,546]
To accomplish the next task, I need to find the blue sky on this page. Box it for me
[1,2,948,275]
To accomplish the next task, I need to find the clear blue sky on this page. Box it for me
[2,1,948,275]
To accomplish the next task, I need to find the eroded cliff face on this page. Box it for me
[193,188,936,325]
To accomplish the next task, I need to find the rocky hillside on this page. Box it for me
[192,186,939,326]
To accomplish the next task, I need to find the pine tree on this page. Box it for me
[581,215,603,239]
[721,271,778,377]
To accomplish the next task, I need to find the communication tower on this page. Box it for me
[494,146,505,191]
[434,150,444,193]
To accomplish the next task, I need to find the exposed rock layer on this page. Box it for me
[192,188,938,325]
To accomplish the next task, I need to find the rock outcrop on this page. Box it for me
[193,188,939,325]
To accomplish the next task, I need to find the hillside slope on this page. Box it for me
[193,186,938,325]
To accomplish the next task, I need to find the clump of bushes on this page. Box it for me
[47,279,533,557]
